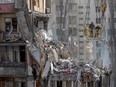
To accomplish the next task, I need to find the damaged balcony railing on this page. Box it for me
[0,62,26,68]
[0,67,27,77]
[0,62,27,77]
[51,73,78,81]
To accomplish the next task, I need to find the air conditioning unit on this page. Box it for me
[46,8,51,14]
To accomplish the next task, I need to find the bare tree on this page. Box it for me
[56,0,68,42]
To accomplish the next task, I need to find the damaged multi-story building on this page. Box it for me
[0,0,51,87]
[0,0,113,87]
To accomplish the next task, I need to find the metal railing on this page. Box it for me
[0,62,26,68]
[0,0,14,3]
[0,67,27,77]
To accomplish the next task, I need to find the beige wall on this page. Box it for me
[27,0,48,13]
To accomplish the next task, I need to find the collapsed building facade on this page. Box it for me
[0,0,112,87]
[0,0,51,87]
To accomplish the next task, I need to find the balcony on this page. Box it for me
[0,67,27,77]
[0,62,27,77]
[0,62,26,68]
[0,42,26,46]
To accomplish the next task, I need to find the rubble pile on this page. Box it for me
[29,29,102,84]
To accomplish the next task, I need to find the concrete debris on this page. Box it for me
[26,29,110,86]
[26,40,41,66]
[49,46,58,62]
[50,62,54,74]
[39,29,53,43]
[41,60,51,79]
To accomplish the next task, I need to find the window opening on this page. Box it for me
[57,81,62,87]
[20,46,26,62]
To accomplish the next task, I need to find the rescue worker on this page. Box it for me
[100,2,107,17]
[95,25,101,37]
[89,22,95,37]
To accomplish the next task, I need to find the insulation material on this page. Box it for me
[39,53,45,75]
[41,60,51,79]
[39,29,53,43]
[50,48,58,62]
[61,51,70,59]
[35,32,44,47]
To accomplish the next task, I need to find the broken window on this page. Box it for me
[12,18,17,32]
[78,6,83,9]
[79,41,84,43]
[56,17,64,24]
[44,21,48,30]
[78,12,83,14]
[7,81,13,87]
[20,46,26,62]
[96,41,101,47]
[0,46,7,62]
[1,81,5,87]
[96,6,100,12]
[66,81,71,87]
[14,82,26,87]
[68,28,77,36]
[5,18,12,36]
[34,18,38,27]
[96,18,101,24]
[5,18,17,36]
[14,82,18,87]
[21,82,26,87]
[0,81,13,87]
[13,50,18,62]
[69,16,76,24]
[51,81,78,87]
[57,81,62,87]
[68,3,77,11]
[0,46,26,62]
[56,5,64,11]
